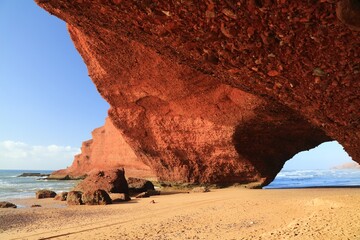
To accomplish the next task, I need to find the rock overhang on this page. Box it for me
[36,0,359,186]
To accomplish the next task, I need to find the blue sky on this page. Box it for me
[0,1,108,169]
[0,1,353,171]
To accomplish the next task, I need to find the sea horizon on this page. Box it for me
[0,169,79,201]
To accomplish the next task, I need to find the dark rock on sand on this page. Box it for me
[67,191,83,205]
[36,190,57,199]
[0,201,17,208]
[111,193,131,202]
[82,189,112,205]
[31,204,42,208]
[54,192,68,201]
[128,177,155,194]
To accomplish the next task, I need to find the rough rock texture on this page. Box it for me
[67,191,83,205]
[128,177,155,194]
[37,0,359,186]
[81,189,112,205]
[336,0,360,31]
[50,118,156,179]
[0,201,17,208]
[54,192,68,201]
[36,190,57,199]
[74,169,129,194]
[111,193,131,202]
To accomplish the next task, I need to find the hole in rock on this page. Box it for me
[265,141,360,189]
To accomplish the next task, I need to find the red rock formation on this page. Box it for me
[36,0,359,186]
[81,189,112,205]
[51,118,156,179]
[74,169,129,194]
[332,162,360,169]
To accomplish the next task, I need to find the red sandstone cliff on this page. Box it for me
[51,118,155,179]
[37,0,359,186]
[332,162,360,169]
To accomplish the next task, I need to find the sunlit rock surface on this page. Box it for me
[50,118,155,179]
[37,0,358,186]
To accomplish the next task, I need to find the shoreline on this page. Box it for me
[1,187,360,239]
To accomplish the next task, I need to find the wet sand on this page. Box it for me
[1,187,360,240]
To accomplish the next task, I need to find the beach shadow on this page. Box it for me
[157,190,190,196]
[112,199,140,204]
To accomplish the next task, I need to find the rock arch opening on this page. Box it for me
[265,141,360,189]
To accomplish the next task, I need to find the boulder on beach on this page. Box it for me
[67,191,83,205]
[54,192,68,201]
[111,193,131,202]
[0,201,17,208]
[74,169,129,194]
[82,189,112,205]
[128,177,155,194]
[36,189,57,199]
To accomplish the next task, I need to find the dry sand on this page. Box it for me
[1,187,360,240]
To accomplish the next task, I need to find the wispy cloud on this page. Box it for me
[0,140,80,170]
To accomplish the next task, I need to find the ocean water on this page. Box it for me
[1,169,360,199]
[265,169,360,189]
[0,170,79,200]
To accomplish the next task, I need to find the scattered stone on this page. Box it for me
[0,201,17,208]
[54,192,68,201]
[74,169,129,194]
[36,190,57,199]
[192,186,210,193]
[81,189,112,205]
[128,177,155,194]
[150,200,156,204]
[67,191,83,205]
[31,204,42,208]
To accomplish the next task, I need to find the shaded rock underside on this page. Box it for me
[37,0,359,186]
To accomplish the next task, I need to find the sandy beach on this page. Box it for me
[1,187,360,240]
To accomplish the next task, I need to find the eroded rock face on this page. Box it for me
[74,169,129,194]
[36,0,359,186]
[81,189,112,205]
[67,191,83,205]
[54,192,68,201]
[36,190,57,199]
[50,117,156,179]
